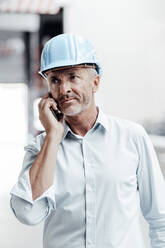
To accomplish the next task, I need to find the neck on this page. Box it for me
[65,106,99,137]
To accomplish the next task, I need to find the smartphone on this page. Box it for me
[48,92,63,121]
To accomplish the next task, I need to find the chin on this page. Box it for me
[62,105,82,116]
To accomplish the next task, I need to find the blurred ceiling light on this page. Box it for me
[0,0,60,14]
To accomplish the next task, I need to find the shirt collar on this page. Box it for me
[62,120,72,140]
[62,106,110,140]
[95,106,111,133]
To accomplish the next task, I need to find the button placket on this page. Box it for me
[82,140,96,248]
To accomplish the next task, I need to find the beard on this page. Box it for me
[61,93,93,117]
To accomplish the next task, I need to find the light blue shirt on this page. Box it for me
[10,107,165,248]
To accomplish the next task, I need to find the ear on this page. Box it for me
[92,74,100,93]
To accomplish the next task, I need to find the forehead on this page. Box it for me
[45,66,86,77]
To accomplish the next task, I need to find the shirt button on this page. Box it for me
[87,214,94,218]
[87,240,93,245]
[87,185,93,192]
[87,163,93,168]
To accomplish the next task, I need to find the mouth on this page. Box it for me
[60,98,75,105]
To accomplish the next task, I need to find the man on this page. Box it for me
[10,33,165,248]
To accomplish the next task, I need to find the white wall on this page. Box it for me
[64,0,165,123]
[0,84,44,248]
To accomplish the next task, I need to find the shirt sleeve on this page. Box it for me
[136,126,165,247]
[10,134,56,225]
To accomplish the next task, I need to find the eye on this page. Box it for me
[70,75,76,80]
[69,74,77,80]
[50,77,59,84]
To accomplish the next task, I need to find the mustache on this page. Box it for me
[58,93,78,103]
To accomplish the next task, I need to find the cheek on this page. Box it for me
[71,86,82,99]
[81,87,93,102]
[49,85,58,97]
[84,83,93,95]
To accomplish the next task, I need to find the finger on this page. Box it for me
[41,99,58,113]
[38,93,49,109]
[39,93,51,108]
[38,98,47,111]
[40,92,57,109]
[39,99,49,112]
[41,92,50,99]
[47,100,58,112]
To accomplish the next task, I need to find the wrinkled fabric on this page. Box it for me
[10,107,165,248]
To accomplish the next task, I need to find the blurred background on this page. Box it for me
[0,0,165,247]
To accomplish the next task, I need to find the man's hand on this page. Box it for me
[29,92,65,200]
[38,92,64,138]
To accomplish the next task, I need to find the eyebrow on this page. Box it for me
[68,71,77,75]
[50,75,58,80]
[49,69,80,77]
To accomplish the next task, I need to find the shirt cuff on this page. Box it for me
[10,168,56,209]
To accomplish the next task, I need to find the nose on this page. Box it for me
[59,80,71,95]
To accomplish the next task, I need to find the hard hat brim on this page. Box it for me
[39,63,100,79]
